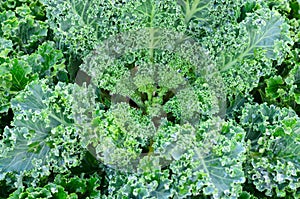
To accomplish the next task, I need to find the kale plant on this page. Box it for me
[0,0,299,198]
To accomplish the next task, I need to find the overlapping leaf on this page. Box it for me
[240,103,300,197]
[0,81,79,175]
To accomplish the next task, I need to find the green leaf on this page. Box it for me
[0,65,11,113]
[41,0,111,56]
[51,173,101,198]
[0,58,37,113]
[0,81,76,174]
[27,41,65,79]
[0,38,13,58]
[265,75,286,99]
[178,0,211,24]
[1,5,48,54]
[9,58,37,92]
[192,121,246,198]
[42,0,185,57]
[221,10,287,71]
[11,82,49,111]
[0,127,50,172]
[240,103,300,197]
[239,191,258,199]
[156,120,247,198]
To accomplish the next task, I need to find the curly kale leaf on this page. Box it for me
[187,3,292,96]
[0,41,66,115]
[0,57,37,113]
[215,8,292,96]
[264,49,300,110]
[0,127,50,173]
[27,41,66,80]
[0,4,48,54]
[177,0,211,24]
[0,81,82,184]
[220,10,288,71]
[0,2,63,115]
[240,103,300,197]
[42,0,190,57]
[8,173,101,199]
[41,0,120,56]
[104,120,246,198]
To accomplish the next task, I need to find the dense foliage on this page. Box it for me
[0,0,299,198]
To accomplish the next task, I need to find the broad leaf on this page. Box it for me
[0,81,74,173]
[0,127,50,172]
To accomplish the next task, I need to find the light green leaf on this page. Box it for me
[0,127,50,172]
[0,81,75,173]
[0,38,13,58]
[178,0,211,24]
[192,122,246,198]
[41,0,112,56]
[163,120,246,198]
[9,58,37,92]
[240,103,300,197]
[221,11,286,71]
